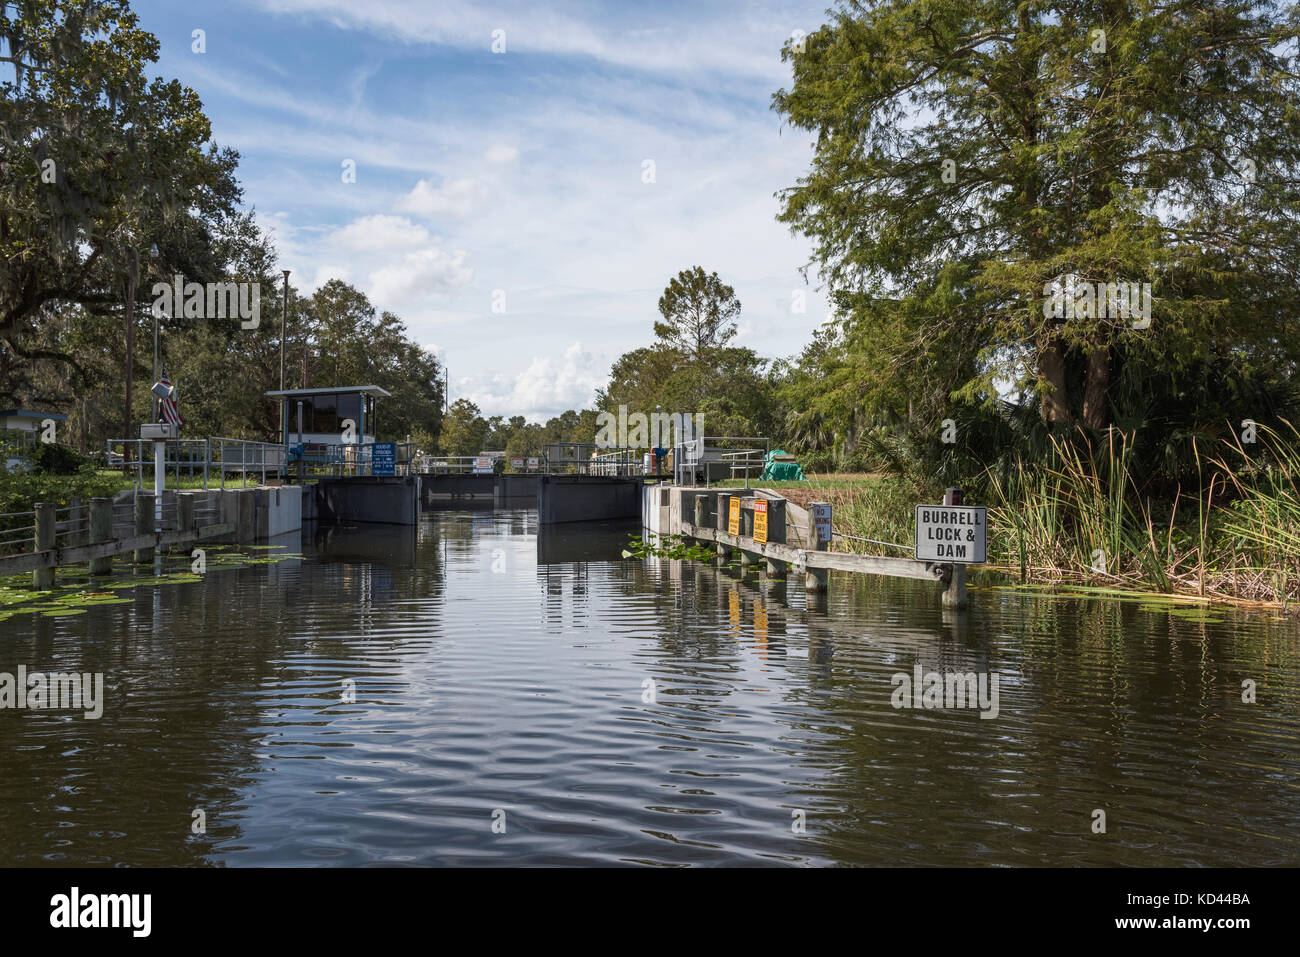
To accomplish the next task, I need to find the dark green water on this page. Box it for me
[1,508,1297,866]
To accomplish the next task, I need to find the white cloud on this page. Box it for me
[484,144,519,165]
[400,177,487,219]
[327,214,431,250]
[254,0,793,81]
[371,247,474,302]
[462,341,606,419]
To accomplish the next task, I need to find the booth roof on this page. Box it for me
[264,385,392,398]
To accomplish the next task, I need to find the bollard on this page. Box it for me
[693,494,708,546]
[941,486,967,609]
[33,503,55,589]
[804,501,830,592]
[134,492,155,564]
[90,497,113,575]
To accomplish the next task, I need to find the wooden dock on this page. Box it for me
[676,489,968,608]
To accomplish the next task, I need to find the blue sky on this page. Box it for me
[133,0,835,420]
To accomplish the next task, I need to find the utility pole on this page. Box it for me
[123,268,136,472]
[149,243,160,423]
[280,269,290,390]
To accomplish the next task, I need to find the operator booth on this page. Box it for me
[265,385,392,470]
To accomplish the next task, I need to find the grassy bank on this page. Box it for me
[741,426,1300,612]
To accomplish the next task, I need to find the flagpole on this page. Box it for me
[152,293,159,423]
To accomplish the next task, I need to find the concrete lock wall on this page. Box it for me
[494,473,539,505]
[538,475,641,524]
[641,484,673,535]
[259,486,302,538]
[317,476,420,525]
[420,473,496,505]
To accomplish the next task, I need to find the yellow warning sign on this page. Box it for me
[753,500,768,543]
[728,497,741,536]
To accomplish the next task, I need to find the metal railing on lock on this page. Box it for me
[289,441,418,479]
[0,509,36,557]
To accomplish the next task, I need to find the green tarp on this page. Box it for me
[760,449,805,481]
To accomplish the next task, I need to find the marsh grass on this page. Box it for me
[820,423,1300,609]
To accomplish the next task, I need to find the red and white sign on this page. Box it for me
[527,457,539,470]
[510,456,524,470]
[812,503,832,544]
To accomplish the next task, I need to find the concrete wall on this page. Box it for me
[259,485,302,538]
[420,473,496,505]
[642,484,671,535]
[538,475,641,524]
[494,473,539,505]
[112,485,303,544]
[318,476,420,525]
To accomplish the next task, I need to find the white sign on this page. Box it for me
[527,457,539,470]
[811,503,832,544]
[915,505,987,563]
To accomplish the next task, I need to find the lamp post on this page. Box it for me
[150,243,160,424]
[280,269,290,391]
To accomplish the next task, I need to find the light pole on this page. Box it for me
[150,243,160,424]
[280,269,290,391]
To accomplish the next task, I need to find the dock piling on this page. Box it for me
[764,499,787,577]
[715,494,731,562]
[90,498,113,575]
[940,487,967,609]
[33,503,55,589]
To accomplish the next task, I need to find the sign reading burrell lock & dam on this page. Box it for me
[914,505,987,564]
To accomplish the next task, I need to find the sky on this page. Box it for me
[132,0,836,421]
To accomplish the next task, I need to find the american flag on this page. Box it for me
[159,369,183,426]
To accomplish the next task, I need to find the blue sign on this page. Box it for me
[373,442,396,476]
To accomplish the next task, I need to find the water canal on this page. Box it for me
[1,507,1297,866]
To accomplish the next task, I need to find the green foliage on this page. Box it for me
[1,0,243,396]
[621,533,716,562]
[27,441,90,474]
[772,0,1300,468]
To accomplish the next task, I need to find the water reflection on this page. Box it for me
[0,508,1296,867]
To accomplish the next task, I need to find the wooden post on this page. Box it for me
[134,492,155,564]
[740,503,755,569]
[805,501,829,592]
[693,494,708,547]
[90,498,113,575]
[941,486,968,609]
[765,499,787,577]
[33,503,55,589]
[715,493,731,562]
